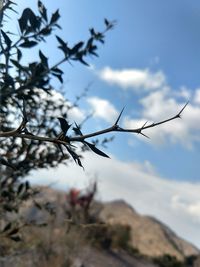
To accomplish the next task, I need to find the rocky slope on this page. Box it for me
[99,200,199,261]
[23,187,199,260]
[1,186,199,267]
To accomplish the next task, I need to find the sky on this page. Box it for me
[7,1,200,248]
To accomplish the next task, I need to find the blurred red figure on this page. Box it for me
[68,188,80,207]
[66,182,97,223]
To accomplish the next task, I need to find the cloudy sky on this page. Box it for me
[13,0,200,248]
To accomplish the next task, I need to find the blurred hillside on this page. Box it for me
[0,186,199,267]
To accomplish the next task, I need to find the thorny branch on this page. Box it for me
[0,100,188,168]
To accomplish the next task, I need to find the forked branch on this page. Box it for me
[0,101,188,168]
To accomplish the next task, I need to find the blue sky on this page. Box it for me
[10,1,200,248]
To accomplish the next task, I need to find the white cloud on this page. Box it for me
[47,90,85,123]
[174,87,192,100]
[95,66,200,147]
[124,87,200,147]
[194,88,200,104]
[172,195,200,223]
[67,106,85,123]
[87,97,118,123]
[98,66,166,91]
[29,151,200,249]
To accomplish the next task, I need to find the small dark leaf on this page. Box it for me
[56,35,69,56]
[76,54,89,66]
[38,0,48,22]
[20,40,38,48]
[50,9,60,24]
[1,30,12,48]
[86,37,93,50]
[73,122,82,136]
[54,23,62,29]
[39,50,48,67]
[29,10,40,31]
[18,10,28,33]
[56,35,66,46]
[17,49,22,61]
[70,42,84,55]
[58,117,71,134]
[90,28,95,36]
[104,18,109,27]
[40,27,52,36]
[52,73,63,83]
[79,58,89,66]
[52,67,63,82]
[89,45,98,57]
[18,8,37,33]
[10,59,25,71]
[83,141,110,158]
[52,67,63,74]
[65,146,83,168]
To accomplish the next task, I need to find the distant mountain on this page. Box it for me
[99,200,199,261]
[1,186,199,267]
[23,187,199,261]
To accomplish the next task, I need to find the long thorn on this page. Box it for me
[114,107,125,125]
[139,131,150,139]
[141,121,148,129]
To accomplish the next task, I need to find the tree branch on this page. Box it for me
[0,103,188,146]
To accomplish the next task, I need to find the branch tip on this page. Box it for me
[178,101,189,116]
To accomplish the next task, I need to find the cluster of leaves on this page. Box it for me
[0,1,115,101]
[0,0,114,237]
[0,0,115,177]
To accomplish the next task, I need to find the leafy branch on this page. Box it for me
[0,1,116,101]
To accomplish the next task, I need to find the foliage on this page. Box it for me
[0,1,115,178]
[0,0,114,228]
